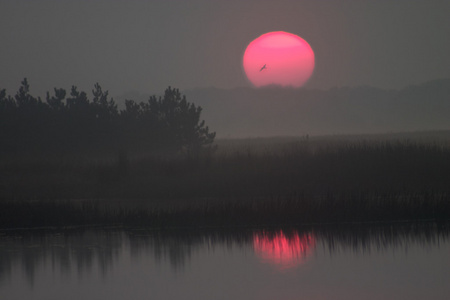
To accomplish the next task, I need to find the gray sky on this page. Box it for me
[1,0,449,97]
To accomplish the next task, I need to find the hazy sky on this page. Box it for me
[1,0,449,97]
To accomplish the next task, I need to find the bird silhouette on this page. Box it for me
[259,64,267,72]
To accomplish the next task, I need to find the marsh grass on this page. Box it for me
[1,133,450,228]
[1,192,449,229]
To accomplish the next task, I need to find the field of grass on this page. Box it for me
[1,132,450,228]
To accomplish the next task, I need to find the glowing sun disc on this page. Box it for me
[243,31,315,88]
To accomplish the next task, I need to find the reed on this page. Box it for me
[1,192,449,229]
[1,134,450,228]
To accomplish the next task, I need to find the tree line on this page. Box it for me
[0,79,215,156]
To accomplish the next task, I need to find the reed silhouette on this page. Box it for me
[2,136,450,229]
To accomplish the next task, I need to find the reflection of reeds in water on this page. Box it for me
[0,223,448,284]
[0,230,124,285]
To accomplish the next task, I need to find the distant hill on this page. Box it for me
[118,79,450,137]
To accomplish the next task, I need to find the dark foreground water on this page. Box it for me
[1,224,449,300]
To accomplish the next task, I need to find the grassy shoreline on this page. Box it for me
[2,134,450,228]
[1,194,449,230]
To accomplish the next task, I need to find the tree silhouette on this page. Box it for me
[92,83,118,120]
[15,78,42,109]
[146,86,216,152]
[0,79,215,156]
[46,88,66,111]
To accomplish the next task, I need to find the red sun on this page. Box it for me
[243,31,315,88]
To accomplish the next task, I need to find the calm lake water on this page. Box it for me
[1,224,449,300]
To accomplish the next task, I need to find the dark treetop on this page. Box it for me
[0,79,215,157]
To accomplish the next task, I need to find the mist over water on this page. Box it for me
[182,80,450,137]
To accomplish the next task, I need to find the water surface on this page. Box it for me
[1,224,449,300]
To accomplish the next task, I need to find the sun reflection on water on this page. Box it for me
[253,231,316,270]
